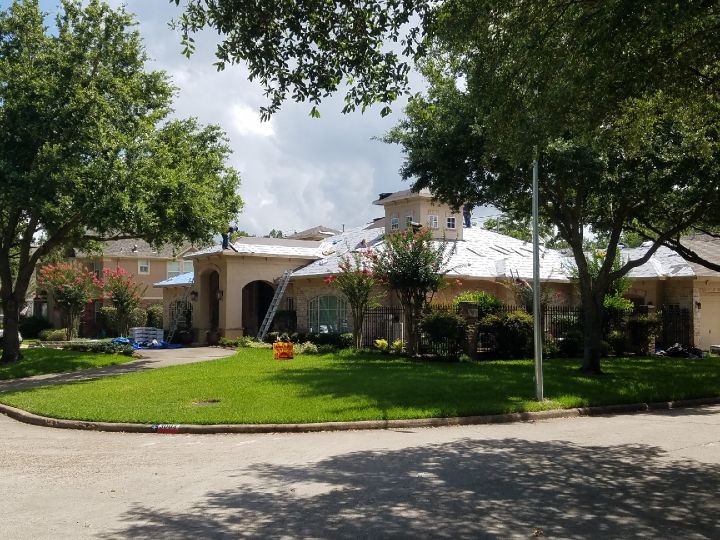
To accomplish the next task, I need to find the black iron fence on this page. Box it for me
[359,302,693,353]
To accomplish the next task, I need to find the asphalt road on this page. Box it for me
[1,406,719,539]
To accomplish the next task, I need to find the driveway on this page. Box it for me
[0,346,235,393]
[1,405,718,539]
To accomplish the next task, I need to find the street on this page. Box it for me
[1,406,718,539]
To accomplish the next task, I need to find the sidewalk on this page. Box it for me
[0,347,236,393]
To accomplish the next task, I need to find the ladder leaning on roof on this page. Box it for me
[257,270,292,342]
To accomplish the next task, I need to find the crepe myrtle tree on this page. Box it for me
[37,263,102,340]
[103,268,147,337]
[0,1,242,363]
[371,228,455,356]
[324,251,385,349]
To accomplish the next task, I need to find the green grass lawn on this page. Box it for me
[1,349,718,424]
[0,348,134,381]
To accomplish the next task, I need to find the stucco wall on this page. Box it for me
[381,199,463,241]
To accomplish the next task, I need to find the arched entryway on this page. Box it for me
[208,271,220,331]
[242,281,274,336]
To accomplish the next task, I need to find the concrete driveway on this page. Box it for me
[1,405,718,539]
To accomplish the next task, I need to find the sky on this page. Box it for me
[19,1,494,236]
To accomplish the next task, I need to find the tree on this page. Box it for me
[37,263,101,340]
[175,0,720,373]
[0,1,243,363]
[102,268,147,337]
[324,252,384,349]
[371,228,454,355]
[267,229,284,239]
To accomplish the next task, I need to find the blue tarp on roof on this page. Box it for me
[154,272,194,288]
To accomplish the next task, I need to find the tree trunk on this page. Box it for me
[1,296,22,364]
[580,292,605,374]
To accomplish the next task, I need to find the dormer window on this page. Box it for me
[446,217,456,230]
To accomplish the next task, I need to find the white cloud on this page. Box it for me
[230,104,275,138]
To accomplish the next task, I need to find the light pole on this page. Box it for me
[532,146,544,401]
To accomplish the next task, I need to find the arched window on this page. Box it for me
[308,295,348,334]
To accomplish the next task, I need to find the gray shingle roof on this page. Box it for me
[291,225,570,282]
[76,239,194,259]
[189,237,323,260]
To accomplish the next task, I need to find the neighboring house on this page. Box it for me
[618,235,720,350]
[288,225,341,241]
[155,189,573,342]
[45,239,196,336]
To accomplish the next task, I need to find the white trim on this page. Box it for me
[446,217,456,230]
[138,259,150,274]
[427,214,438,229]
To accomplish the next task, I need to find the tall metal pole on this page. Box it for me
[532,146,544,401]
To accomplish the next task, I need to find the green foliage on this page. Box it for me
[294,342,319,355]
[558,330,584,359]
[453,290,503,319]
[39,328,71,342]
[326,251,385,349]
[99,306,119,337]
[18,315,51,339]
[481,311,534,359]
[420,310,467,357]
[543,340,560,359]
[604,294,634,314]
[338,333,354,349]
[0,0,242,363]
[607,330,627,357]
[483,214,555,244]
[390,339,404,354]
[37,263,101,340]
[146,304,164,329]
[103,268,146,336]
[628,314,662,355]
[372,228,455,355]
[62,341,134,356]
[266,229,284,238]
[219,336,255,349]
[374,339,389,353]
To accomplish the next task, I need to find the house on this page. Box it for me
[45,239,196,336]
[155,189,573,342]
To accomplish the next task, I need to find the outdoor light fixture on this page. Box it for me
[190,290,198,302]
[216,289,224,302]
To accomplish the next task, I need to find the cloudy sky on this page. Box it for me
[23,1,492,236]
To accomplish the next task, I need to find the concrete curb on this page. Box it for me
[1,396,719,434]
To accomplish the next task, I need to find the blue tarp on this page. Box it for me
[111,336,183,350]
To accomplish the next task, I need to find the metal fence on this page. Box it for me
[359,302,693,352]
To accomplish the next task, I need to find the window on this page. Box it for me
[167,261,180,278]
[93,260,103,278]
[308,295,348,334]
[390,215,400,231]
[405,213,414,227]
[138,259,150,274]
[183,260,194,273]
[446,217,456,229]
[427,215,438,229]
[286,297,295,311]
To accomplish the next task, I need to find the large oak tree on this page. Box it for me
[0,0,243,363]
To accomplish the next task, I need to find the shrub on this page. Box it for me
[481,311,534,359]
[453,290,503,318]
[147,304,164,329]
[390,339,404,354]
[264,331,280,344]
[317,344,335,354]
[103,267,146,336]
[294,341,319,355]
[558,330,583,358]
[543,339,560,358]
[99,306,119,336]
[130,307,148,329]
[599,340,611,358]
[62,341,134,356]
[39,328,70,341]
[628,314,662,354]
[374,338,389,353]
[248,340,272,349]
[607,330,627,356]
[219,336,254,348]
[18,315,51,339]
[420,310,467,357]
[338,332,354,349]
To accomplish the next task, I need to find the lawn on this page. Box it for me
[1,349,718,424]
[0,348,134,381]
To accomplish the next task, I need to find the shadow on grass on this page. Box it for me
[101,435,720,539]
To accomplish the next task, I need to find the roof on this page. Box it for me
[372,188,434,206]
[288,225,341,240]
[154,272,194,288]
[618,235,720,279]
[189,236,323,260]
[291,225,570,282]
[75,239,195,260]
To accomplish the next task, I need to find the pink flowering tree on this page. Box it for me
[37,263,102,340]
[325,251,385,349]
[103,268,147,337]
